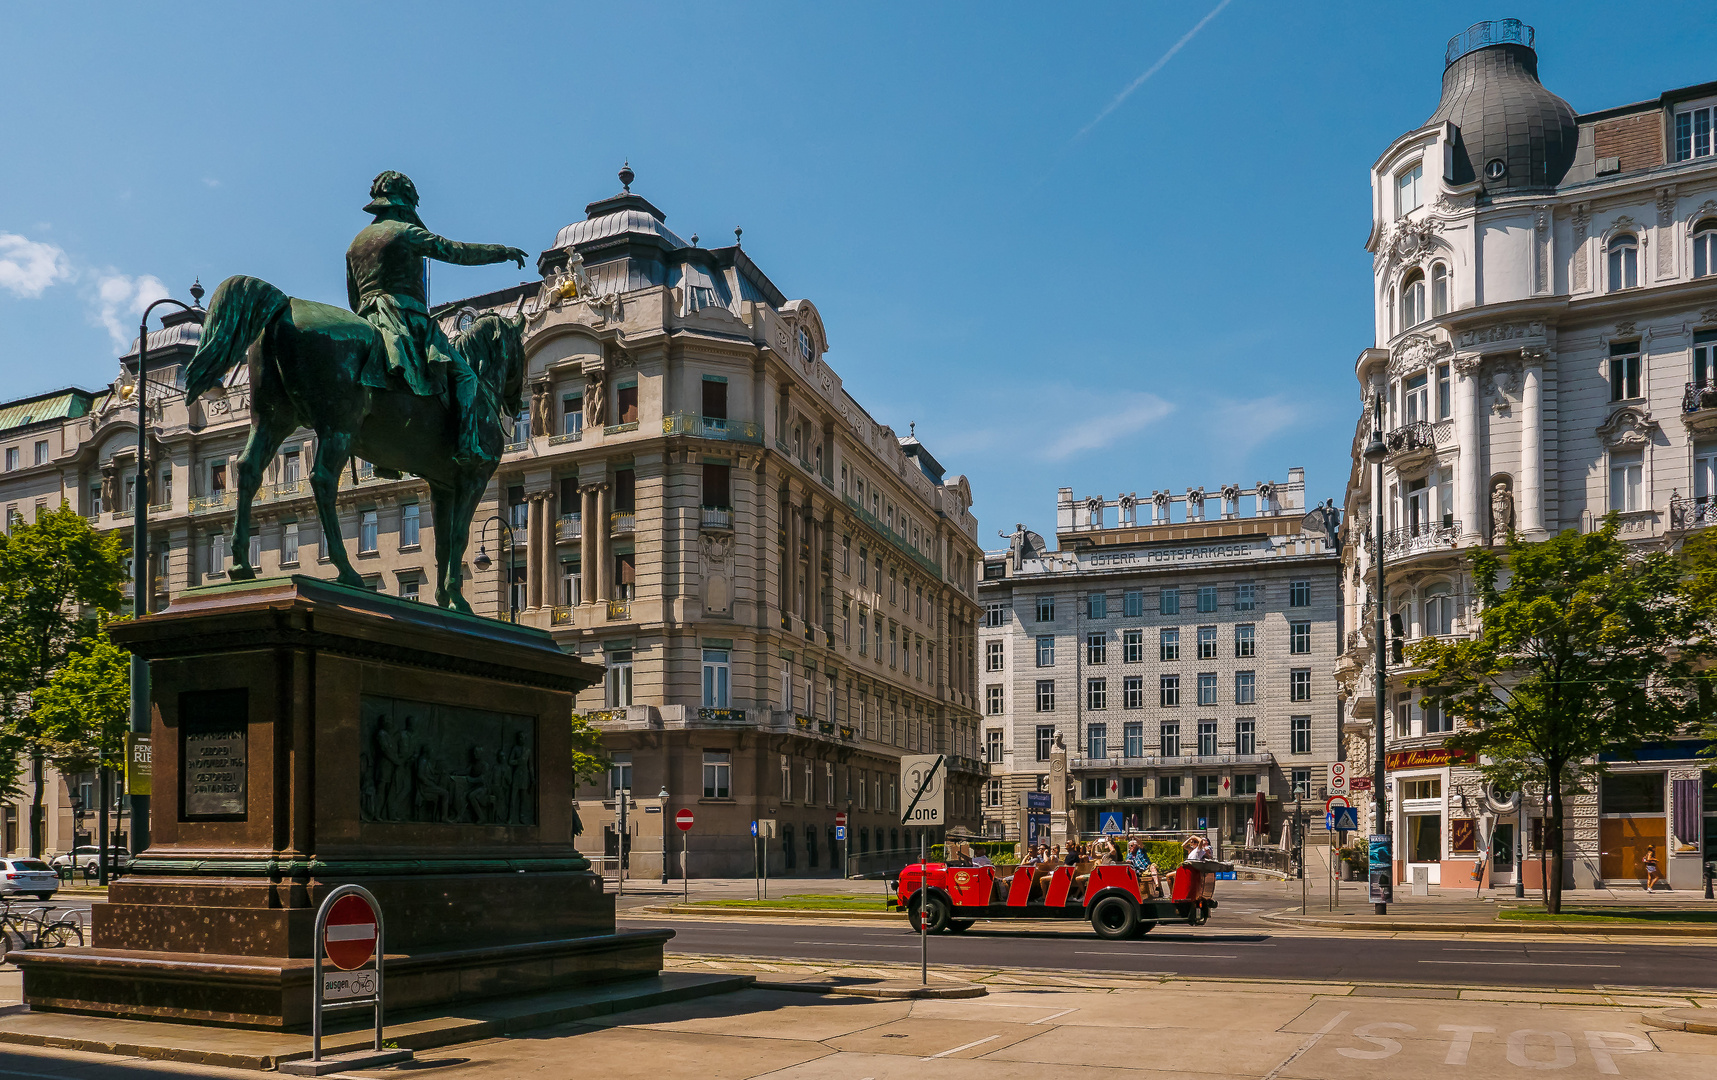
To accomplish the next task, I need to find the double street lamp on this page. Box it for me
[1361,392,1390,915]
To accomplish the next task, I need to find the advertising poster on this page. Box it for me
[1368,833,1393,903]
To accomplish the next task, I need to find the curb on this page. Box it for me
[1642,1008,1717,1035]
[1263,913,1717,937]
[755,979,986,999]
[646,905,901,921]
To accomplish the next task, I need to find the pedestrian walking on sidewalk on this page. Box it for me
[1642,845,1663,891]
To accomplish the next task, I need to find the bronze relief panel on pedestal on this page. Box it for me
[360,695,537,826]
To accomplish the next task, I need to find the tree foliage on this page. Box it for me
[33,623,131,776]
[1407,519,1715,913]
[569,711,610,787]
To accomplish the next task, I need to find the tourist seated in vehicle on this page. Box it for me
[946,841,974,867]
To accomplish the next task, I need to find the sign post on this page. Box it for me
[675,809,694,902]
[835,811,848,878]
[900,755,945,987]
[280,885,411,1076]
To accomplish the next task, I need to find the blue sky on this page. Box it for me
[3,3,1713,545]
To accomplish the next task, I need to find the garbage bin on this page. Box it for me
[1410,865,1430,897]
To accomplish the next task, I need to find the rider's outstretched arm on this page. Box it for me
[409,225,527,269]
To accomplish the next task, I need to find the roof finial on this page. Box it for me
[910,421,916,437]
[618,161,634,193]
[734,226,742,247]
[690,233,699,247]
[189,278,205,308]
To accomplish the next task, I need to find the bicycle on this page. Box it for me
[0,899,85,950]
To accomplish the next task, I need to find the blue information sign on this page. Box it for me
[1326,807,1359,832]
[1099,812,1124,836]
[836,826,846,840]
[750,820,758,838]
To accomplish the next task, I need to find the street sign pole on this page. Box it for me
[287,884,413,1076]
[675,809,694,903]
[919,829,927,986]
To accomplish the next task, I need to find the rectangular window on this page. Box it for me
[1087,592,1107,619]
[859,607,870,655]
[986,728,1003,762]
[702,463,731,510]
[984,601,1006,627]
[1122,720,1144,757]
[1610,341,1642,401]
[1675,105,1714,161]
[1035,725,1054,761]
[1082,777,1106,800]
[400,503,420,548]
[1696,331,1717,389]
[359,509,378,554]
[1159,627,1180,661]
[1438,362,1452,419]
[1159,721,1180,757]
[1290,621,1311,654]
[1197,625,1217,659]
[1290,715,1312,754]
[1035,595,1054,622]
[1235,582,1256,611]
[1157,774,1182,798]
[702,750,731,799]
[1290,669,1311,701]
[1086,722,1107,758]
[1121,776,1145,799]
[1234,774,1258,796]
[1196,673,1217,706]
[858,547,868,587]
[1601,771,1664,814]
[1159,674,1180,707]
[701,376,727,420]
[33,440,48,465]
[399,574,420,602]
[508,485,528,528]
[1197,719,1217,756]
[1610,449,1644,513]
[608,752,633,796]
[1122,629,1143,663]
[889,624,898,667]
[1123,589,1143,618]
[1290,580,1311,607]
[986,779,1002,807]
[1236,718,1256,755]
[1035,680,1055,712]
[1424,698,1452,734]
[1197,585,1217,612]
[1159,588,1179,615]
[607,651,634,707]
[1235,671,1256,705]
[1086,632,1106,665]
[1395,692,1413,738]
[1397,162,1423,214]
[986,640,1004,671]
[616,382,639,424]
[561,394,584,435]
[701,649,730,708]
[209,531,228,576]
[1087,678,1107,711]
[1035,635,1055,667]
[3,448,16,472]
[1122,676,1144,710]
[281,522,300,565]
[1194,775,1222,798]
[1292,769,1312,799]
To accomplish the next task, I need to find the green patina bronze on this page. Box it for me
[183,172,530,612]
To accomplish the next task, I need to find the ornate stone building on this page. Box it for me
[978,473,1342,852]
[0,169,988,875]
[1338,20,1717,891]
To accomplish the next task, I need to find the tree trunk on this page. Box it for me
[98,765,111,887]
[1547,766,1566,916]
[28,751,45,858]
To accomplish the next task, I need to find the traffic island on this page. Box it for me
[7,578,665,1028]
[751,974,986,999]
[1643,1008,1717,1035]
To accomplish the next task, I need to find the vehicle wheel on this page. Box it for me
[948,919,975,933]
[908,894,951,934]
[1134,920,1157,938]
[33,894,53,901]
[1089,895,1140,940]
[1188,902,1210,927]
[37,923,82,948]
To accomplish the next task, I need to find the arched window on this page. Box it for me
[1430,263,1449,316]
[1694,218,1717,279]
[1608,234,1639,291]
[1400,270,1426,330]
[1424,584,1455,636]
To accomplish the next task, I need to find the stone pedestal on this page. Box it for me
[12,576,663,1028]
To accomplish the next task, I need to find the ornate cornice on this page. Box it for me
[1596,405,1660,449]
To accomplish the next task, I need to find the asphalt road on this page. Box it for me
[622,915,1717,991]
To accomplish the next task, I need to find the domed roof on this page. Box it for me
[551,204,687,252]
[1426,21,1577,194]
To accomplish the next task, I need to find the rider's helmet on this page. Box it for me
[363,171,426,226]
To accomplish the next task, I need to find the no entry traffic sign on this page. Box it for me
[323,893,378,971]
[676,808,695,832]
[835,811,848,827]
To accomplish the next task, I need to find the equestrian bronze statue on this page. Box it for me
[183,172,529,613]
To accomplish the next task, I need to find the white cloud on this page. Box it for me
[1040,391,1175,461]
[0,232,71,298]
[90,272,170,348]
[1208,395,1299,457]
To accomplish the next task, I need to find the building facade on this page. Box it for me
[1338,20,1717,892]
[0,170,988,875]
[979,472,1342,851]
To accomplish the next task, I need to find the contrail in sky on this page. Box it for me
[1072,0,1233,142]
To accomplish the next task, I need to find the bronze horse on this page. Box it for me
[183,275,525,612]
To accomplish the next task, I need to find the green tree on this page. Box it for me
[1407,520,1714,914]
[0,503,126,856]
[33,625,131,875]
[569,711,610,787]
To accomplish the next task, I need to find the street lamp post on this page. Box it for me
[658,786,671,884]
[1362,392,1390,915]
[128,292,199,860]
[471,515,517,623]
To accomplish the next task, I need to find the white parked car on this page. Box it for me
[0,857,59,900]
[48,846,131,877]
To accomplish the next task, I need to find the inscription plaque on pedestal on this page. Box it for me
[181,688,248,819]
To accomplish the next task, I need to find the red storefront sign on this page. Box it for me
[1385,747,1478,771]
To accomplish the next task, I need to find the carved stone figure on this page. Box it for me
[100,462,119,514]
[1491,482,1515,539]
[414,748,451,822]
[490,746,513,826]
[529,378,551,437]
[360,696,536,826]
[462,746,495,824]
[509,732,534,824]
[584,373,605,428]
[373,714,407,822]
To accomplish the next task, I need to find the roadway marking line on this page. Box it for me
[1260,1009,1349,1080]
[921,1034,1001,1060]
[1439,947,1627,955]
[1030,1008,1079,1024]
[793,942,920,949]
[1075,951,1238,959]
[1417,960,1621,968]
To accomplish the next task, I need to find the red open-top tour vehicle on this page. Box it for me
[886,858,1228,939]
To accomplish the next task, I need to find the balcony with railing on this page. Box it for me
[842,493,943,580]
[1383,419,1453,464]
[271,477,310,500]
[610,511,635,535]
[604,420,639,436]
[147,501,172,515]
[556,512,582,541]
[1378,520,1461,557]
[1070,753,1273,770]
[503,433,531,454]
[699,505,733,531]
[189,491,236,515]
[1670,494,1717,531]
[663,413,763,444]
[549,423,584,446]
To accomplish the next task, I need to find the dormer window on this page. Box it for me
[1607,234,1639,292]
[1396,163,1423,216]
[797,327,813,362]
[1693,218,1717,278]
[1675,104,1714,162]
[1400,269,1427,330]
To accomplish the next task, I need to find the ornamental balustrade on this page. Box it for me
[662,412,763,444]
[1383,419,1437,458]
[1381,520,1461,557]
[699,506,732,530]
[610,511,635,534]
[555,512,581,541]
[1670,494,1717,530]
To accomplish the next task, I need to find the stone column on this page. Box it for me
[595,485,612,603]
[1519,349,1545,536]
[539,489,558,607]
[1454,359,1483,541]
[526,494,545,610]
[580,487,598,604]
[784,492,799,623]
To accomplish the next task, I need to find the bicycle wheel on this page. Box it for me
[0,917,33,952]
[38,921,83,948]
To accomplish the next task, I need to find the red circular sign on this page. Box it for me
[323,894,377,971]
[675,808,695,832]
[834,812,848,827]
